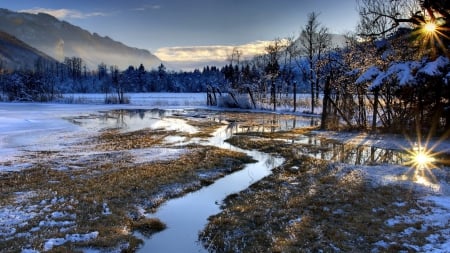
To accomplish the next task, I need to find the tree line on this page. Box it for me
[0,58,224,102]
[0,0,448,135]
[208,0,449,136]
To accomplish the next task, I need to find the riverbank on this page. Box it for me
[200,129,450,252]
[1,101,449,252]
[0,108,254,252]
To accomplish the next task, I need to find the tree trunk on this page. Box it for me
[247,87,256,109]
[271,79,276,111]
[372,89,379,131]
[293,81,297,112]
[310,70,315,114]
[228,91,239,108]
[320,76,331,129]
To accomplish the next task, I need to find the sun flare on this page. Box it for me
[410,147,436,170]
[423,22,437,34]
[414,18,450,56]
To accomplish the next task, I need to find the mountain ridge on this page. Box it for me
[0,30,57,70]
[0,8,161,70]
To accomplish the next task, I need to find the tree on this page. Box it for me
[284,37,299,112]
[137,64,147,92]
[355,0,450,135]
[299,12,331,114]
[357,0,449,55]
[265,39,282,111]
[109,65,126,104]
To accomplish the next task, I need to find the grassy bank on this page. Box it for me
[200,133,434,252]
[0,118,254,252]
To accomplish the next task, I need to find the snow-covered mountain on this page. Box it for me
[0,8,161,70]
[0,30,57,70]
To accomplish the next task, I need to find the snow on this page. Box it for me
[355,56,450,90]
[0,205,38,237]
[385,61,419,86]
[43,232,99,251]
[418,56,449,76]
[131,148,187,164]
[355,66,381,84]
[0,93,449,252]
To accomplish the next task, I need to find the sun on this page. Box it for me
[408,145,436,170]
[412,17,450,57]
[401,142,440,186]
[423,22,437,34]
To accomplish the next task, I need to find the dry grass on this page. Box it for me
[94,128,173,151]
[200,129,431,252]
[0,122,254,252]
[131,218,166,236]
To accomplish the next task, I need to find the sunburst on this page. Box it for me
[423,22,437,34]
[413,18,450,56]
[404,143,437,170]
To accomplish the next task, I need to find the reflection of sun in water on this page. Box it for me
[402,142,439,187]
[407,144,436,170]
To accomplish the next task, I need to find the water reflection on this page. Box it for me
[68,109,447,167]
[292,137,408,165]
[216,113,319,134]
[65,108,447,252]
[69,109,197,133]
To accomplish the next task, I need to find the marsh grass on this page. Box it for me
[0,122,253,252]
[131,218,166,237]
[200,128,431,252]
[181,118,226,138]
[94,128,175,151]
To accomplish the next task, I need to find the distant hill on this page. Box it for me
[0,8,161,70]
[0,30,57,70]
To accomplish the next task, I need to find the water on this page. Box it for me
[134,114,285,252]
[137,142,283,252]
[67,109,445,252]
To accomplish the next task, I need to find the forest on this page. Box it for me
[0,0,449,136]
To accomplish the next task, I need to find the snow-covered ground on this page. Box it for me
[0,93,449,252]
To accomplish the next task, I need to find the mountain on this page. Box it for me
[0,8,161,70]
[0,30,57,70]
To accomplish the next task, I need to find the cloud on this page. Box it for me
[19,8,107,19]
[155,40,275,64]
[133,5,161,11]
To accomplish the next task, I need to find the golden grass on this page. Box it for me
[94,128,174,151]
[131,218,166,236]
[0,124,253,252]
[200,131,431,252]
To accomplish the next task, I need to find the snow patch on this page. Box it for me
[43,232,99,251]
[418,56,449,76]
[102,202,112,215]
[0,205,38,237]
[131,147,187,164]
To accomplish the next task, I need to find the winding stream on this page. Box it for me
[137,125,284,252]
[70,109,436,252]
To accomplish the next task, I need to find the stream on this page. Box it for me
[137,125,284,252]
[69,109,442,252]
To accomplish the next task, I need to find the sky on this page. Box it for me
[2,0,360,70]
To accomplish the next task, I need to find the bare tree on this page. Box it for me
[265,39,282,111]
[227,47,243,66]
[284,36,299,112]
[356,0,449,38]
[299,12,331,114]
